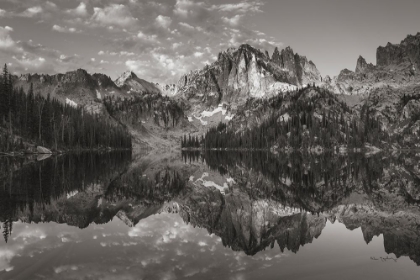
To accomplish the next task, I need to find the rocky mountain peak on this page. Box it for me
[115,71,139,87]
[61,68,95,88]
[355,55,375,73]
[377,33,420,69]
[271,46,322,85]
[115,70,161,95]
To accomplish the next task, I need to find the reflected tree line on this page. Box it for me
[0,151,132,242]
[104,167,185,206]
[183,150,419,213]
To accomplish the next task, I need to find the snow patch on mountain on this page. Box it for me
[66,98,78,108]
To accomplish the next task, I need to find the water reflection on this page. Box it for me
[1,151,420,279]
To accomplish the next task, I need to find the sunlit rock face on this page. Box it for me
[115,71,161,95]
[176,44,321,107]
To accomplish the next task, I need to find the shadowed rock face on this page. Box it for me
[176,44,321,107]
[178,184,327,255]
[323,33,420,96]
[355,56,375,73]
[272,46,322,86]
[377,33,420,70]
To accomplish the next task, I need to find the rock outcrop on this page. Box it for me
[355,56,374,73]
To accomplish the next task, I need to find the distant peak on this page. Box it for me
[115,70,138,87]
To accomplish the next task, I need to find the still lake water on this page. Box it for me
[1,151,420,279]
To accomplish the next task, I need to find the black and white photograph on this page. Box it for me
[0,0,420,279]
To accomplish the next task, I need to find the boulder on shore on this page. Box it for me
[37,146,52,154]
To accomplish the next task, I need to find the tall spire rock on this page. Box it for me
[355,56,374,73]
[271,46,322,85]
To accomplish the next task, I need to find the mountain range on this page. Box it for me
[4,32,420,150]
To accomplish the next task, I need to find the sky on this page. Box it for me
[0,0,419,84]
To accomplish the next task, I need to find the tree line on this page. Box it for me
[104,93,184,129]
[0,64,132,152]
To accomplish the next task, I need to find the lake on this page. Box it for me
[1,151,420,280]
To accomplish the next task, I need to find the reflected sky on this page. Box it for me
[1,214,419,280]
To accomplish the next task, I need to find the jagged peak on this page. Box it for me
[115,70,138,87]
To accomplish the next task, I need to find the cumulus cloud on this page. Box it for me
[0,26,16,50]
[12,55,52,72]
[137,31,158,43]
[179,22,195,30]
[0,9,6,17]
[59,54,78,63]
[52,25,81,33]
[223,15,243,26]
[155,15,172,29]
[211,1,264,13]
[92,4,138,28]
[67,2,88,17]
[20,6,43,18]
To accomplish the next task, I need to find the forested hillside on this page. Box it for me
[0,65,132,153]
[185,86,392,150]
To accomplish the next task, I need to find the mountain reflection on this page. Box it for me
[1,151,420,267]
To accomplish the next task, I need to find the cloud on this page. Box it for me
[0,9,6,17]
[20,6,43,18]
[179,22,195,30]
[155,15,172,29]
[173,0,208,19]
[52,25,81,33]
[137,31,158,43]
[223,15,243,26]
[0,26,16,50]
[59,54,78,63]
[194,52,203,57]
[92,4,138,28]
[211,2,264,13]
[120,51,135,56]
[67,2,88,17]
[12,55,53,72]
